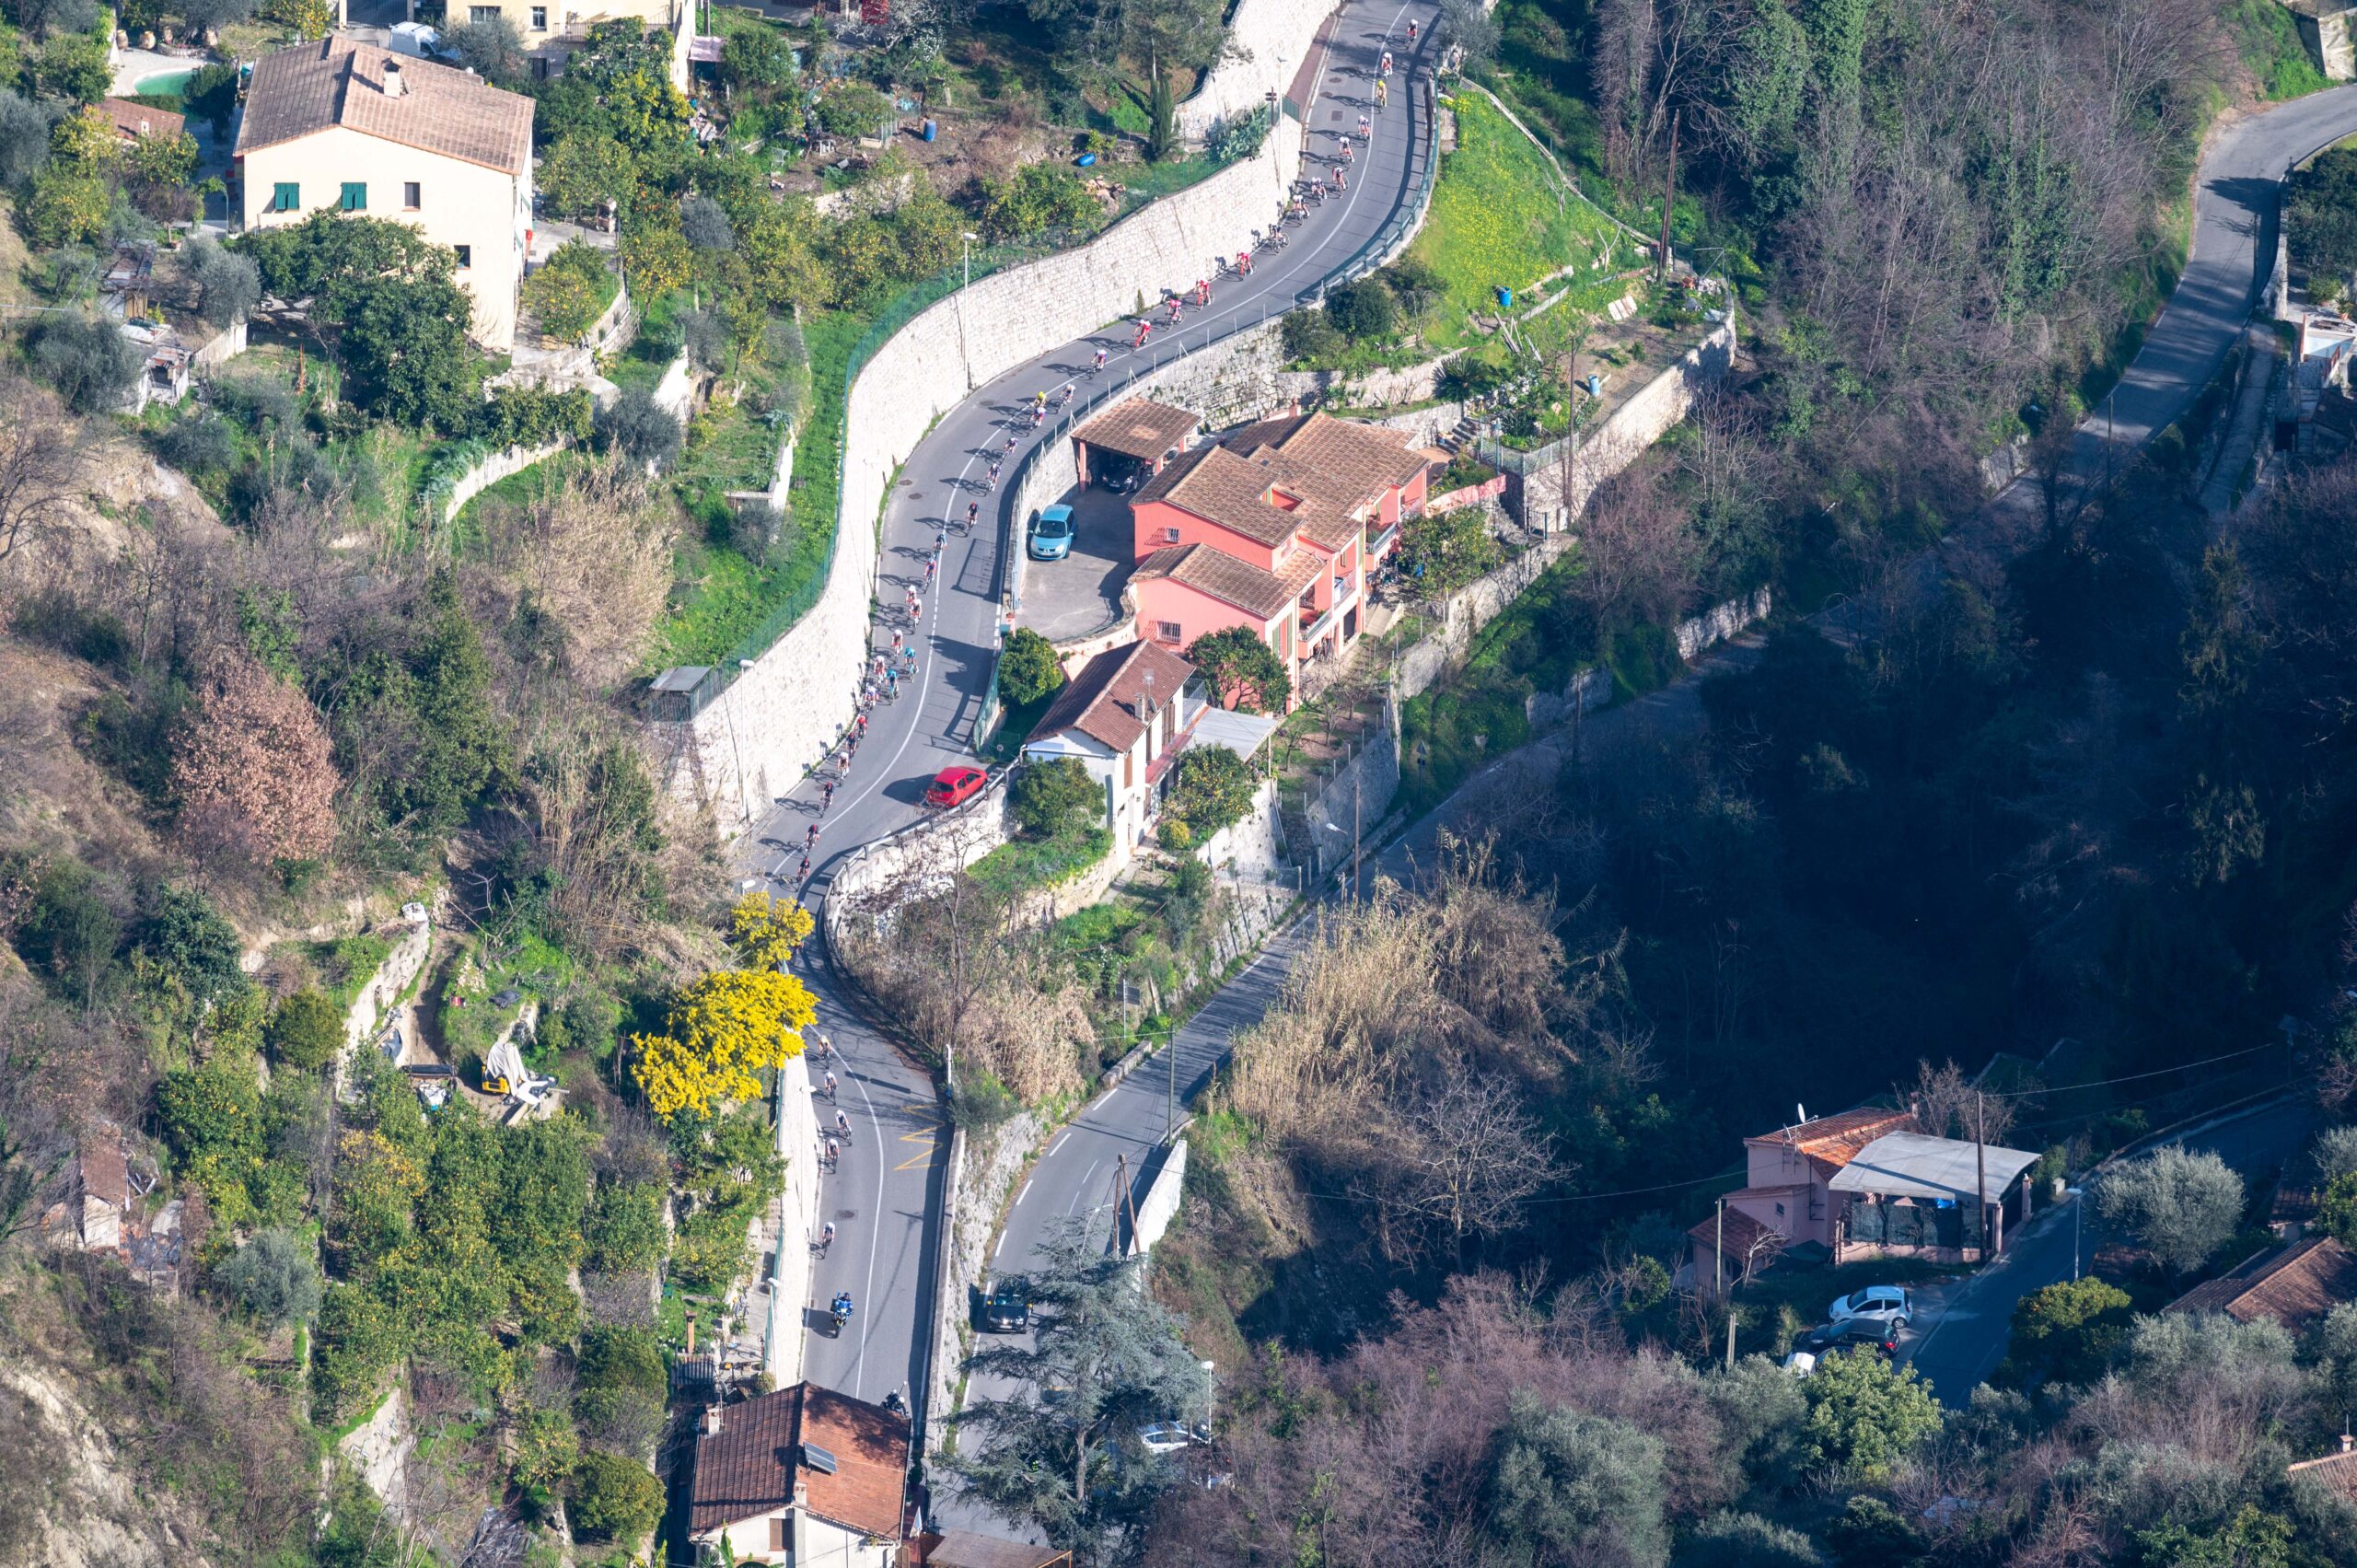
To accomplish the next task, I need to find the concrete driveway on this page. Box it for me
[1902,1094,2317,1405]
[1014,485,1137,642]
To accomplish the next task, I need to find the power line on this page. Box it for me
[1980,1042,2274,1101]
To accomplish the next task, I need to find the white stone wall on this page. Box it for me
[1177,0,1333,138]
[1132,1137,1189,1268]
[766,1051,820,1388]
[1194,775,1283,877]
[825,773,1016,916]
[1675,587,1771,661]
[436,439,566,528]
[679,110,1311,830]
[1509,320,1736,529]
[926,1110,1046,1455]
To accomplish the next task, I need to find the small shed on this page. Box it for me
[1073,398,1200,492]
[1829,1132,2040,1262]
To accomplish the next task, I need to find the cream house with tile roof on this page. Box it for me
[445,0,693,87]
[236,40,535,351]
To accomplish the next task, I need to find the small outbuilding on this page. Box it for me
[1828,1131,2041,1262]
[1073,398,1200,492]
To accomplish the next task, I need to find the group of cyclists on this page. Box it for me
[783,12,1432,1384]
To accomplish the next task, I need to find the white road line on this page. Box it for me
[1013,1177,1034,1207]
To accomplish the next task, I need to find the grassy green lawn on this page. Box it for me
[970,825,1112,898]
[646,309,855,672]
[1409,92,1632,351]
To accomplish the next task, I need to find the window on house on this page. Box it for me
[402,181,422,210]
[1160,526,1179,544]
[1155,621,1182,644]
[453,244,472,269]
[769,1519,787,1551]
[272,181,299,212]
[533,54,551,78]
[529,3,546,24]
[1123,752,1133,788]
[340,181,366,211]
[470,5,499,19]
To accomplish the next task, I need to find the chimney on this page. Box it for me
[702,1404,723,1437]
[382,59,405,98]
[2342,1433,2352,1454]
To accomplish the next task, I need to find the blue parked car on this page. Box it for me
[1030,504,1076,561]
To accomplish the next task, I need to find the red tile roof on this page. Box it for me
[2290,1445,2357,1498]
[97,98,185,142]
[1688,1203,1781,1260]
[1026,639,1196,754]
[911,1533,1072,1568]
[1224,410,1431,494]
[1746,1109,1920,1180]
[1132,542,1319,621]
[2165,1237,2357,1331]
[1074,399,1199,463]
[238,39,532,174]
[79,1138,129,1208]
[688,1383,908,1539]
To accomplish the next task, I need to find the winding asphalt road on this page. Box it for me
[729,0,1441,1430]
[731,36,2357,1523]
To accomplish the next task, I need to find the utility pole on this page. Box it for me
[1655,110,1679,285]
[1167,1036,1177,1136]
[1974,1090,1989,1262]
[1713,1198,1724,1302]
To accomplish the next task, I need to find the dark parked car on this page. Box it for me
[1786,1316,1902,1373]
[981,1279,1030,1333]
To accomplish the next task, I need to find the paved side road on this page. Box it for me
[1903,1095,2316,1405]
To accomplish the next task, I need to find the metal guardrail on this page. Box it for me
[977,71,1444,747]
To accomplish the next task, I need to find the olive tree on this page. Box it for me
[2094,1145,2244,1277]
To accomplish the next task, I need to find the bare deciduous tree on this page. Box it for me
[1358,1065,1562,1265]
[485,459,676,691]
[0,378,86,577]
[171,653,342,865]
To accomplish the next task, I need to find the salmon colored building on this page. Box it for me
[1125,411,1430,699]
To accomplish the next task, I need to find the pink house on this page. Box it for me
[1689,1108,1919,1287]
[1126,411,1429,699]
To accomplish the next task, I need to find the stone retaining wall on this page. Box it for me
[341,920,430,1053]
[436,440,567,528]
[1177,0,1333,138]
[675,105,1315,830]
[1506,320,1736,528]
[765,1051,820,1389]
[925,1109,1045,1456]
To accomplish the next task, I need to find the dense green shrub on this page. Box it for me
[570,1450,664,1542]
[269,989,345,1072]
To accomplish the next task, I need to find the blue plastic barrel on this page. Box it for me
[922,118,936,141]
[1497,286,1512,309]
[1076,152,1097,167]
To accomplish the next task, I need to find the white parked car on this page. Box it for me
[1828,1284,1913,1329]
[1138,1423,1205,1455]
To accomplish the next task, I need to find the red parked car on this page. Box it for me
[924,765,989,807]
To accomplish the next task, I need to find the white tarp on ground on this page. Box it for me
[1828,1132,2040,1203]
[485,1038,528,1090]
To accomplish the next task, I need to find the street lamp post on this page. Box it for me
[958,230,980,390]
[2066,1185,2084,1281]
[1201,1358,1217,1436]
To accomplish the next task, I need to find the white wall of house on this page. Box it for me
[696,1507,897,1567]
[1019,687,1200,861]
[240,123,532,351]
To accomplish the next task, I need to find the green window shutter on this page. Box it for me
[273,181,299,212]
[341,181,366,211]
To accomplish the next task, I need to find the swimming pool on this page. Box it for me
[135,67,195,98]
